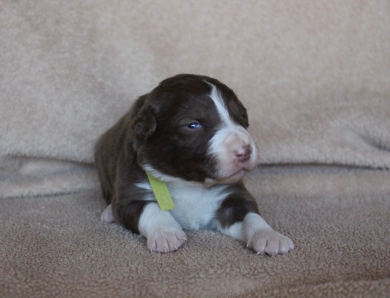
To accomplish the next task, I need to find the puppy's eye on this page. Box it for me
[187,122,202,129]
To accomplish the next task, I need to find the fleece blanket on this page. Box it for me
[1,166,389,297]
[0,1,390,297]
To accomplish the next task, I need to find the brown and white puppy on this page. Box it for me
[95,74,294,255]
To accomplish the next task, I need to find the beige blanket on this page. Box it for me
[1,166,389,297]
[1,1,389,297]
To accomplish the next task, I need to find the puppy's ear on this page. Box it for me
[131,101,157,150]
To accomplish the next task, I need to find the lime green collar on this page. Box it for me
[146,172,175,211]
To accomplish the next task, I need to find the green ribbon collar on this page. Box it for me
[146,172,175,211]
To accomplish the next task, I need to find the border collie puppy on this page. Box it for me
[95,74,294,255]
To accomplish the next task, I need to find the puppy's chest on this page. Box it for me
[167,182,229,230]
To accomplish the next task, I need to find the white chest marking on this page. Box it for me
[136,178,231,230]
[168,181,230,230]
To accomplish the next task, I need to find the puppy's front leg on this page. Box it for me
[219,212,294,255]
[216,196,294,255]
[138,203,187,253]
[242,213,294,255]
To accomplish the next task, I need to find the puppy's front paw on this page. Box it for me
[248,229,294,256]
[147,227,187,253]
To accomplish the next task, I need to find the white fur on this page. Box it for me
[208,83,235,127]
[221,213,294,255]
[134,167,233,252]
[142,164,230,230]
[100,204,115,223]
[219,213,271,242]
[206,84,260,184]
[167,179,229,230]
[138,202,187,253]
[134,181,152,191]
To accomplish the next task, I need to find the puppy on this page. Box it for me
[95,74,294,255]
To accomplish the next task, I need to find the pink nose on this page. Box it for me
[233,145,252,163]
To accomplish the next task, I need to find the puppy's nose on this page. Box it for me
[233,145,252,163]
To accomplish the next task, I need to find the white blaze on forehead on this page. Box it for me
[207,83,235,127]
[205,82,259,185]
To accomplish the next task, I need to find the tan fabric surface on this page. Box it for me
[1,167,389,297]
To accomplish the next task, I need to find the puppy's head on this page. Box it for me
[133,74,259,186]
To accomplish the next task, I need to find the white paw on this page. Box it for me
[100,204,115,223]
[147,227,187,253]
[247,229,294,256]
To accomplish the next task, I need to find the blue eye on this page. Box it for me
[187,122,202,129]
